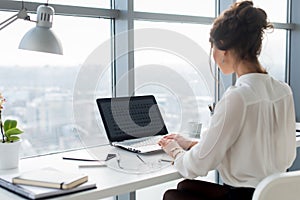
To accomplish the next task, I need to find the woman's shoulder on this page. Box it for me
[227,74,293,103]
[269,76,292,94]
[224,84,256,104]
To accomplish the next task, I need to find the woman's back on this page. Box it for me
[218,73,296,187]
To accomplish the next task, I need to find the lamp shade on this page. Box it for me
[19,26,63,55]
[18,4,63,55]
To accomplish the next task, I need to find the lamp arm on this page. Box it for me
[0,8,31,31]
[0,13,18,26]
[0,14,18,30]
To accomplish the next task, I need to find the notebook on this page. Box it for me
[0,172,96,200]
[96,95,168,153]
[12,167,88,190]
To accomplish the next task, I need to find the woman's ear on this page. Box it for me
[223,50,228,56]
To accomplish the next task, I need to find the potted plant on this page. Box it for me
[0,93,23,170]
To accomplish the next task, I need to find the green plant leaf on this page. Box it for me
[3,119,17,132]
[5,128,23,137]
[6,136,20,142]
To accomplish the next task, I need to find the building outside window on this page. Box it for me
[0,7,111,157]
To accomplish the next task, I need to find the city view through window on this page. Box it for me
[0,12,111,157]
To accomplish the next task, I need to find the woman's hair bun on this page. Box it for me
[235,1,272,33]
[210,0,273,61]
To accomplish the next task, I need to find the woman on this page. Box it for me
[158,1,296,200]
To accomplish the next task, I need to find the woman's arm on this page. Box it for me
[174,88,246,178]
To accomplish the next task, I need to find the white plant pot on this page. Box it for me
[0,139,21,170]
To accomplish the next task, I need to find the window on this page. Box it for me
[0,11,111,157]
[134,0,215,17]
[134,21,214,132]
[252,0,289,81]
[260,29,287,82]
[133,3,218,194]
[253,0,288,23]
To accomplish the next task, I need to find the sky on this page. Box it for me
[0,0,288,71]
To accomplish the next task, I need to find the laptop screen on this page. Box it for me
[96,95,168,142]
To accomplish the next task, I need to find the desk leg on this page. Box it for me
[114,191,136,200]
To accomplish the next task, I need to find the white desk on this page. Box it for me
[0,145,182,200]
[1,134,299,200]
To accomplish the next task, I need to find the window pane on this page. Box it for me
[260,29,287,82]
[13,0,110,8]
[253,0,288,23]
[134,0,215,17]
[134,21,214,134]
[0,12,111,157]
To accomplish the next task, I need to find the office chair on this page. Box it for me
[252,170,300,200]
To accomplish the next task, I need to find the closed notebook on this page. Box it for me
[12,167,88,190]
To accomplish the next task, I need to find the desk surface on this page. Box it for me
[1,134,299,200]
[0,145,182,200]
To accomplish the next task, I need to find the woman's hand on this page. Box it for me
[158,138,184,159]
[163,134,198,150]
[158,134,198,158]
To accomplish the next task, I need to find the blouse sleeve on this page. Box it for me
[174,87,246,179]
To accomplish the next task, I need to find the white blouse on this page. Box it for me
[174,73,296,188]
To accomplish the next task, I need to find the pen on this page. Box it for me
[63,154,116,162]
[62,157,101,162]
[159,159,173,163]
[136,154,146,164]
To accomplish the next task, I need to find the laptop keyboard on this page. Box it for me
[125,136,162,148]
[113,135,164,153]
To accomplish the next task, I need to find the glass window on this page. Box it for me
[134,22,217,198]
[13,0,110,8]
[259,29,287,82]
[253,0,289,82]
[253,0,288,23]
[0,11,111,157]
[134,21,214,134]
[134,0,215,17]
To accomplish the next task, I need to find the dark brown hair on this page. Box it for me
[209,1,273,72]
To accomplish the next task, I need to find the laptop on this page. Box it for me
[96,95,168,153]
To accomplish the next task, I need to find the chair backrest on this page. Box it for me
[252,170,300,200]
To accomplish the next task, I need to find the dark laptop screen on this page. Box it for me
[96,95,168,142]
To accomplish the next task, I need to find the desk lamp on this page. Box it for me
[0,3,63,55]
